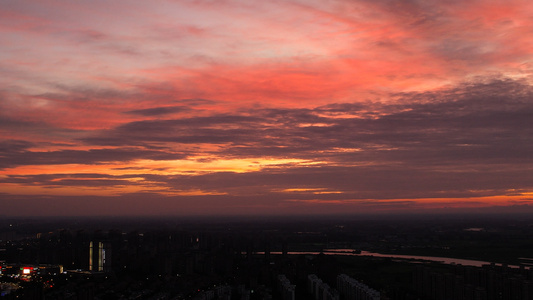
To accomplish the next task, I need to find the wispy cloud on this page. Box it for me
[1,0,532,215]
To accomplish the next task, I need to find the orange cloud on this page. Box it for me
[2,0,533,216]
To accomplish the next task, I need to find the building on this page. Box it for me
[308,274,340,300]
[337,274,380,300]
[278,275,295,300]
[89,241,111,272]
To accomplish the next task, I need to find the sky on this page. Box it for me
[1,0,533,216]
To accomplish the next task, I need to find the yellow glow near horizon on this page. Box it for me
[285,194,532,208]
[0,157,317,197]
[1,181,227,197]
[0,183,145,197]
[0,157,313,177]
[121,157,312,174]
[282,188,343,194]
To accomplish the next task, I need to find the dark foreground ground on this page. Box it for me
[2,213,533,299]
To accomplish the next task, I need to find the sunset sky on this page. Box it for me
[1,0,533,216]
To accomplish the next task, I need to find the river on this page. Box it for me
[259,249,525,269]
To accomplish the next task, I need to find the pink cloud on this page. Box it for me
[1,0,533,215]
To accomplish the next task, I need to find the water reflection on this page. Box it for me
[260,249,525,269]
